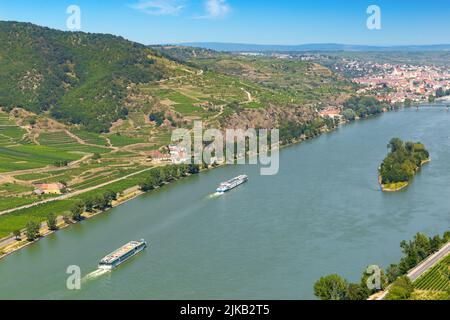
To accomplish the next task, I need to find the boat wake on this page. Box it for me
[82,269,109,282]
[208,192,223,199]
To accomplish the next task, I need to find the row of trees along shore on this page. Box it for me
[15,164,201,242]
[342,96,391,121]
[279,96,392,145]
[314,231,450,300]
[379,138,430,186]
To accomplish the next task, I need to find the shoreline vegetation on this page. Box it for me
[379,138,430,192]
[313,232,450,301]
[0,186,149,260]
[0,164,201,260]
[0,95,395,260]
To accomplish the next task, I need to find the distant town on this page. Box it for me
[238,51,450,105]
[352,63,450,103]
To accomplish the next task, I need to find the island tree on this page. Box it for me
[379,138,430,191]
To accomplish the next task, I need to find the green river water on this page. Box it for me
[0,106,449,299]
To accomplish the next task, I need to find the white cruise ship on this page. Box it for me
[216,175,248,193]
[98,240,147,270]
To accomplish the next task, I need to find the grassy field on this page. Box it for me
[14,172,52,181]
[0,200,76,238]
[150,130,173,147]
[414,254,450,292]
[107,133,147,147]
[138,71,254,120]
[0,197,40,212]
[0,182,56,213]
[0,168,155,238]
[193,57,353,105]
[38,131,111,154]
[0,112,15,125]
[0,145,83,172]
[0,114,27,148]
[0,117,116,172]
[70,167,146,190]
[70,129,108,146]
[0,183,33,195]
[0,126,26,141]
[102,151,137,158]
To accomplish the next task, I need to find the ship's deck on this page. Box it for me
[220,175,248,185]
[101,241,142,263]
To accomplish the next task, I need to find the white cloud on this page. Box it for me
[206,0,230,17]
[196,0,231,19]
[130,0,185,15]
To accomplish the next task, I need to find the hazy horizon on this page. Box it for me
[1,0,450,46]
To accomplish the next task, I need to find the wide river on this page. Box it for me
[1,106,450,299]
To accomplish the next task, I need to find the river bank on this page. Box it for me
[0,108,389,261]
[0,124,335,260]
[0,186,146,260]
[379,158,431,192]
[0,106,429,263]
[1,106,450,299]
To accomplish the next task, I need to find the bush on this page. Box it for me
[25,221,40,241]
[13,229,21,240]
[46,213,58,231]
[314,274,349,300]
[386,276,414,300]
[70,202,84,221]
[62,214,72,225]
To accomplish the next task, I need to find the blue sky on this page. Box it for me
[1,0,449,45]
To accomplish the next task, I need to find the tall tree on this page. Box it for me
[47,213,58,231]
[25,221,40,241]
[70,202,84,221]
[13,230,21,241]
[386,276,414,300]
[314,274,349,300]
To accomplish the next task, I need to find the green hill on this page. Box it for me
[0,21,353,137]
[0,21,183,132]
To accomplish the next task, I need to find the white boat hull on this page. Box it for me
[98,240,147,270]
[216,175,248,193]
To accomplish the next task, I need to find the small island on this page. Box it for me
[379,138,430,192]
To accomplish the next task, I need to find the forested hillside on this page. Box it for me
[0,21,182,132]
[0,22,354,137]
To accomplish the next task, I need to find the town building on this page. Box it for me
[33,183,65,195]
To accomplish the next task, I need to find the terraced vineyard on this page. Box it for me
[414,254,450,292]
[70,130,108,147]
[71,167,145,190]
[107,133,146,147]
[0,145,81,173]
[0,112,14,125]
[38,131,111,154]
[138,71,255,121]
[0,167,155,238]
[0,111,27,147]
[0,126,26,141]
[0,28,357,249]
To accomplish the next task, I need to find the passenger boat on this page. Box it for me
[216,175,248,193]
[98,240,147,270]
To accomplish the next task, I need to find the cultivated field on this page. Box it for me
[414,254,450,292]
